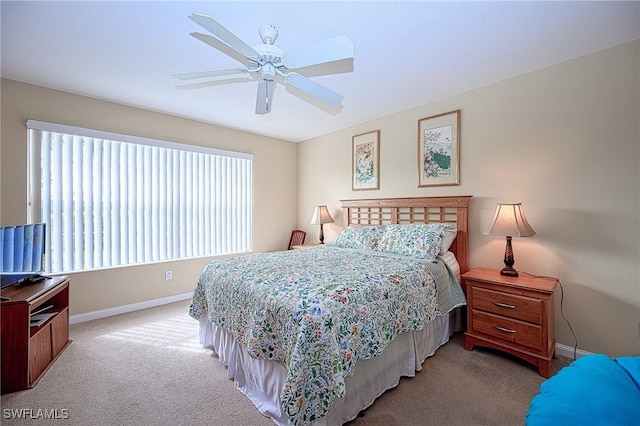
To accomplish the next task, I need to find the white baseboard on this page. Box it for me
[69,292,194,325]
[555,342,591,360]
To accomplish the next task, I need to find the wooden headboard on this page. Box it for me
[340,196,472,274]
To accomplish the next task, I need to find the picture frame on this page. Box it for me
[417,110,460,187]
[352,130,380,190]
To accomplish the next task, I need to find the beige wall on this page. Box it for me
[1,79,297,315]
[298,41,640,357]
[2,41,638,357]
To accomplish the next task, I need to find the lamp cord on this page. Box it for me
[520,271,578,361]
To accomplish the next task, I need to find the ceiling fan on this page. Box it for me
[174,13,355,114]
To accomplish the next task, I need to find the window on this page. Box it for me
[27,120,252,274]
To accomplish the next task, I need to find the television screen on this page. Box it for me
[0,223,46,289]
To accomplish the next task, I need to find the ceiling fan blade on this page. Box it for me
[285,73,343,106]
[255,80,274,115]
[282,35,354,69]
[175,77,252,91]
[190,32,252,66]
[188,13,261,60]
[173,68,249,80]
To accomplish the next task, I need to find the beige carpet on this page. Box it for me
[1,300,569,426]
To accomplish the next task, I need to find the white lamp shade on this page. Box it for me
[484,203,536,237]
[309,205,335,225]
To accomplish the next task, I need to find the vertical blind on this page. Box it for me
[27,120,252,274]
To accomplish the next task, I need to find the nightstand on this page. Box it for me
[462,267,558,378]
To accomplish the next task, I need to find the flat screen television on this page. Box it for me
[0,223,46,289]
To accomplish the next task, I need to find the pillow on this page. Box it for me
[378,223,449,260]
[329,225,383,250]
[439,227,457,255]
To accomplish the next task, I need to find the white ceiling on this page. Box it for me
[2,1,638,143]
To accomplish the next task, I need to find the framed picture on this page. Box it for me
[352,130,380,190]
[417,110,460,187]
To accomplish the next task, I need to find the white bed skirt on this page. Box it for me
[198,309,461,426]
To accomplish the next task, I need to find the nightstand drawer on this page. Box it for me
[472,310,543,351]
[470,286,543,324]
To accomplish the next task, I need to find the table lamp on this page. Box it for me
[309,205,334,244]
[484,203,536,277]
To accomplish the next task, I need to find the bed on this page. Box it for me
[189,196,472,425]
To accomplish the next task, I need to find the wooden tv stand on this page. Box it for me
[1,276,71,394]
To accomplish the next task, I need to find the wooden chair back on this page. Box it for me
[288,230,306,250]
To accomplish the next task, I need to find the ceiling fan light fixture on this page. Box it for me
[261,63,277,80]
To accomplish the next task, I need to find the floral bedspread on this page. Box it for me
[189,245,465,425]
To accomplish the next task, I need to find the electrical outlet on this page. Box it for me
[165,270,173,281]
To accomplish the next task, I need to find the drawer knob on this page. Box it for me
[493,301,516,309]
[494,325,516,334]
